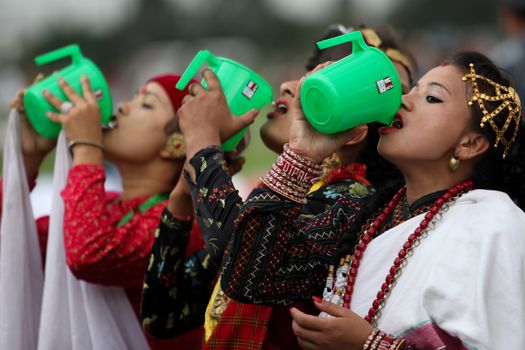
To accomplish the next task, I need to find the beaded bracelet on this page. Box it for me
[261,143,322,203]
[364,329,407,350]
[369,330,386,350]
[363,328,380,350]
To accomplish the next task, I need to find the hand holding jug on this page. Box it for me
[23,44,112,139]
[176,50,272,151]
[300,31,402,134]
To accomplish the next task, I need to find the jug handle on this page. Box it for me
[35,44,83,66]
[316,31,368,54]
[176,50,215,90]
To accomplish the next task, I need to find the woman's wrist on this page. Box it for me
[167,189,194,217]
[184,131,221,161]
[71,144,104,165]
[22,153,45,182]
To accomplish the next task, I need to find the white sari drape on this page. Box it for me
[37,132,148,350]
[350,190,525,350]
[0,110,44,350]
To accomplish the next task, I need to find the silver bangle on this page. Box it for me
[67,139,104,154]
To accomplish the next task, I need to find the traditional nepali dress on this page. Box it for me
[221,181,525,349]
[348,190,525,349]
[1,164,204,350]
[139,146,376,349]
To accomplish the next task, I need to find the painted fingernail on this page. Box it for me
[43,90,49,95]
[312,296,323,304]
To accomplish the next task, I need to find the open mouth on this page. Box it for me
[390,113,404,129]
[267,98,289,119]
[274,100,288,114]
[106,115,119,129]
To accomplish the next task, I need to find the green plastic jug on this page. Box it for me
[23,44,113,139]
[176,50,272,152]
[300,31,402,134]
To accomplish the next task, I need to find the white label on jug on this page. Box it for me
[242,81,258,99]
[94,89,104,100]
[376,77,393,94]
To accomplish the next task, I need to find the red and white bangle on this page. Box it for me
[363,328,381,350]
[261,143,322,203]
[363,329,407,350]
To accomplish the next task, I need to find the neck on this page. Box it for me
[399,161,473,205]
[115,159,182,201]
[336,143,364,166]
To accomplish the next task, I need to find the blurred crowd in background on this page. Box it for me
[0,0,523,214]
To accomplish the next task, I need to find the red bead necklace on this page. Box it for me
[343,179,475,326]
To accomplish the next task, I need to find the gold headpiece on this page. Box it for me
[462,63,522,159]
[361,28,414,81]
[385,48,413,77]
[361,28,383,48]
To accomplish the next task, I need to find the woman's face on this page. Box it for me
[103,82,175,164]
[259,78,299,154]
[378,64,473,166]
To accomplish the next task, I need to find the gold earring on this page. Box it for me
[165,132,186,159]
[448,156,460,172]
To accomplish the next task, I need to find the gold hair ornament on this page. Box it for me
[462,63,522,159]
[385,48,413,77]
[361,28,413,80]
[361,28,383,48]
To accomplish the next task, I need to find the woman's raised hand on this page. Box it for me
[287,63,368,164]
[44,75,102,144]
[177,69,259,160]
[44,75,104,165]
[9,74,57,180]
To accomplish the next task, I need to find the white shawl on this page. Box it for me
[37,133,148,350]
[0,110,44,349]
[350,189,525,350]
